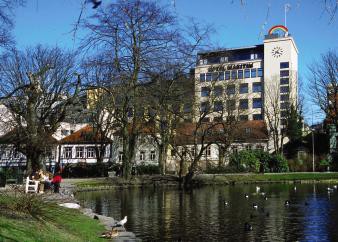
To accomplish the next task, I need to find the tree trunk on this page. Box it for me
[26,151,42,176]
[158,144,168,175]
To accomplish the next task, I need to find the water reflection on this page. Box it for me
[76,184,338,241]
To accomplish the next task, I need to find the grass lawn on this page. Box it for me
[195,172,338,184]
[0,193,105,242]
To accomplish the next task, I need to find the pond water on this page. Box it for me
[76,183,338,241]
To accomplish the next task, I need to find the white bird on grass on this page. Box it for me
[113,216,127,229]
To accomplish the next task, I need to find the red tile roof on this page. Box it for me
[60,125,112,144]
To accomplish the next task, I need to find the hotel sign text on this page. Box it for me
[208,63,253,72]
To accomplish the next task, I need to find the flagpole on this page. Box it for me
[284,4,287,27]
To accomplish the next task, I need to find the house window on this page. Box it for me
[150,151,156,161]
[256,145,264,151]
[280,70,289,77]
[244,69,250,78]
[226,85,236,95]
[205,146,211,157]
[201,102,210,113]
[201,87,210,97]
[239,83,248,94]
[139,151,145,161]
[183,103,192,113]
[206,73,212,81]
[251,68,257,78]
[200,73,206,82]
[239,99,248,109]
[253,82,262,92]
[253,114,263,120]
[280,62,289,69]
[213,116,223,122]
[76,147,84,158]
[212,72,219,81]
[280,78,289,85]
[61,129,69,136]
[214,86,223,97]
[225,71,230,80]
[238,70,244,79]
[87,147,95,158]
[253,98,262,108]
[245,145,252,150]
[257,68,263,77]
[239,115,248,121]
[64,147,72,158]
[119,152,123,162]
[218,72,224,81]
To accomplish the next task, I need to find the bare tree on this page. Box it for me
[0,45,81,174]
[80,0,211,179]
[0,0,24,48]
[309,50,338,126]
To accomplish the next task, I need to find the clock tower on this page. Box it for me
[263,25,298,150]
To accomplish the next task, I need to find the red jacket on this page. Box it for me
[52,175,62,183]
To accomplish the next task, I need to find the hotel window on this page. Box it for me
[150,151,156,161]
[239,83,248,94]
[239,99,248,109]
[251,68,257,78]
[200,73,206,82]
[253,82,262,92]
[280,70,289,77]
[257,68,263,77]
[214,86,223,97]
[76,147,84,158]
[226,100,236,111]
[231,70,237,79]
[119,152,123,162]
[220,56,228,63]
[212,72,219,81]
[280,102,290,109]
[253,98,262,108]
[280,86,289,93]
[253,114,263,120]
[280,94,289,101]
[238,70,244,79]
[226,85,236,95]
[214,101,223,112]
[219,72,224,81]
[201,87,210,97]
[64,147,72,158]
[281,118,287,126]
[225,71,230,80]
[280,78,289,85]
[201,102,210,113]
[239,115,248,121]
[206,73,212,81]
[244,69,250,78]
[139,151,145,161]
[87,147,95,158]
[281,111,288,118]
[280,62,289,69]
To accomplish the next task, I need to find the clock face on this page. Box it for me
[271,46,284,58]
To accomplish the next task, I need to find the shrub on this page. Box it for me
[136,163,160,175]
[229,150,260,172]
[62,163,108,178]
[269,154,289,172]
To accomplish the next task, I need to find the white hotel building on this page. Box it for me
[194,25,298,150]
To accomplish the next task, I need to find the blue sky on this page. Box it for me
[13,0,338,123]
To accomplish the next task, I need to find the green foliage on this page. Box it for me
[229,150,260,172]
[136,163,160,175]
[228,150,289,173]
[285,104,303,142]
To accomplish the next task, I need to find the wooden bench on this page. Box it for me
[25,177,39,193]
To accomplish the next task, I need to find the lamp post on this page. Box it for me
[312,129,315,172]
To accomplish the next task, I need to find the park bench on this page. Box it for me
[25,176,39,193]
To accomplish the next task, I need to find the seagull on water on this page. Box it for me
[113,216,127,229]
